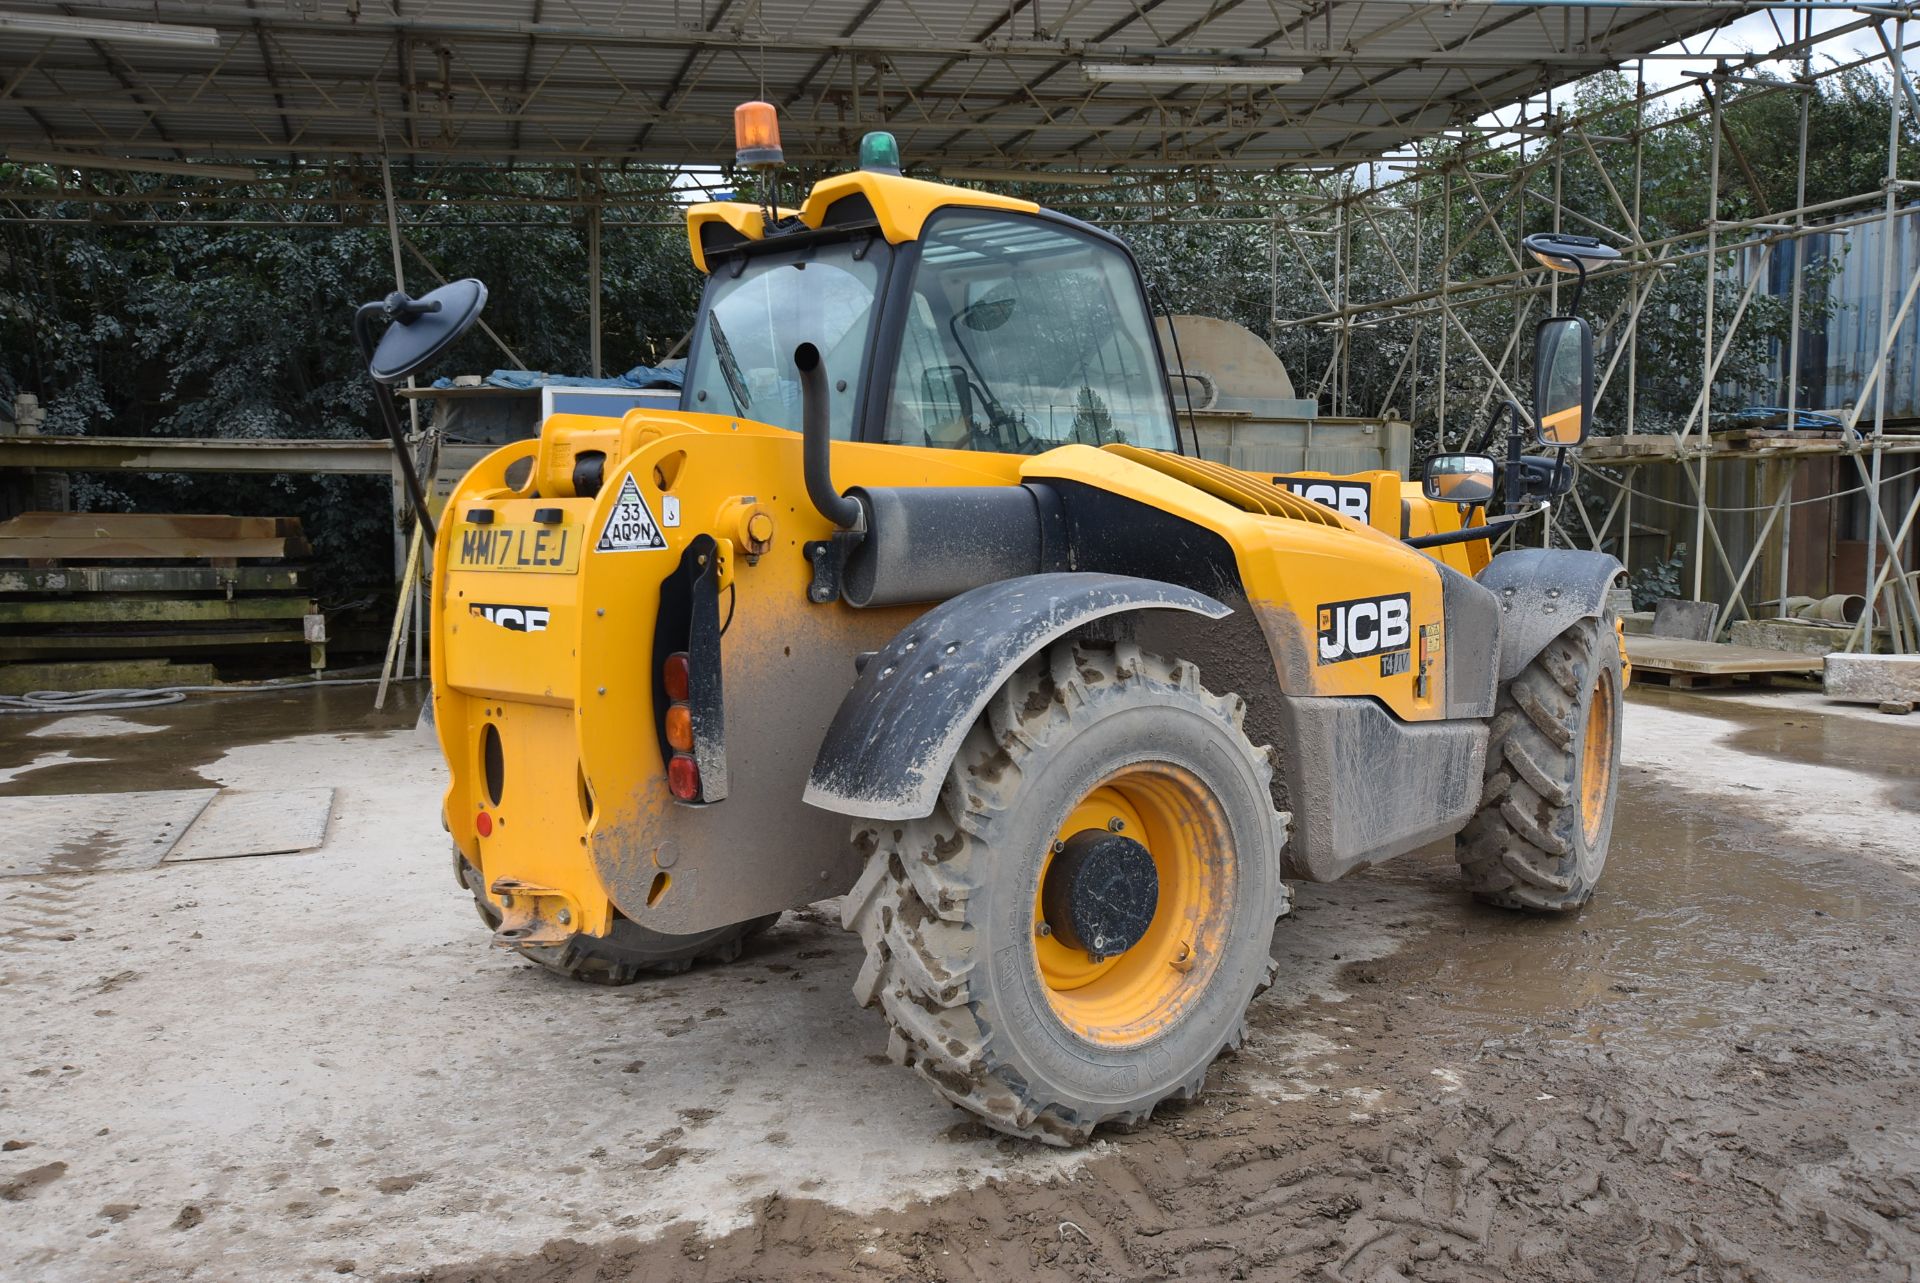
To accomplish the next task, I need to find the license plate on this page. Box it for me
[450,523,582,574]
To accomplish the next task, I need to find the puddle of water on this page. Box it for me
[0,681,426,795]
[1643,686,1920,795]
[1370,777,1913,1057]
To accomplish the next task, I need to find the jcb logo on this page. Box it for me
[1317,593,1411,665]
[1274,476,1371,524]
[472,603,550,633]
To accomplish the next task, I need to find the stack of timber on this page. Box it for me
[0,513,326,692]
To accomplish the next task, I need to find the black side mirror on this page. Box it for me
[360,278,488,385]
[1533,317,1592,448]
[350,276,488,549]
[1423,453,1497,505]
[1522,232,1621,275]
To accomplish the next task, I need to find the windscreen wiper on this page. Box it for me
[708,313,751,417]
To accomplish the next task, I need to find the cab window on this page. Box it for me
[683,236,885,439]
[883,212,1176,454]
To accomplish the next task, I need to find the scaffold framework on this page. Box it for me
[1241,5,1920,654]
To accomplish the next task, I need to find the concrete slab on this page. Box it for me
[1652,597,1716,641]
[1825,651,1920,706]
[0,789,215,878]
[1727,617,1852,657]
[1624,634,1824,679]
[164,787,335,862]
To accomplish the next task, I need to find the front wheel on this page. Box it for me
[841,640,1290,1145]
[1457,615,1623,911]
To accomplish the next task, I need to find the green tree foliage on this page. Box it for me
[0,164,698,600]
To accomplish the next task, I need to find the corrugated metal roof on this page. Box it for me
[0,0,1746,170]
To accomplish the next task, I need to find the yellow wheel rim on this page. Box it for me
[1579,670,1617,848]
[1033,762,1235,1048]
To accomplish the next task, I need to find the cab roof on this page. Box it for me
[686,170,1039,273]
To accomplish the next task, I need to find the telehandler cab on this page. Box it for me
[357,105,1626,1144]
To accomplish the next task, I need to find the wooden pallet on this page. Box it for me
[1625,635,1825,689]
[0,511,324,675]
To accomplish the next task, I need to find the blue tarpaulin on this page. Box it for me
[433,364,682,391]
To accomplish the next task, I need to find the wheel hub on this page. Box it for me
[1041,829,1159,961]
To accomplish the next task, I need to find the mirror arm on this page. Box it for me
[1405,513,1522,550]
[1550,446,1572,497]
[1566,257,1588,318]
[357,299,438,549]
[1469,398,1514,457]
[1502,399,1530,511]
[352,300,383,366]
[373,372,438,549]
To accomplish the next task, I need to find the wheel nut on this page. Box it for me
[1107,817,1126,832]
[557,908,572,926]
[1036,922,1052,938]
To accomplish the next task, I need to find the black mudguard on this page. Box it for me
[804,572,1231,821]
[1477,548,1625,684]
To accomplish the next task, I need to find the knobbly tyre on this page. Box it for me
[353,104,1627,1145]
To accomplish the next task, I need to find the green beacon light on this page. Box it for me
[859,131,902,175]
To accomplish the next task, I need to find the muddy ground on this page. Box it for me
[1,684,1914,1282]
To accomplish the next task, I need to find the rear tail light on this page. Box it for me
[665,704,694,752]
[652,537,729,805]
[663,649,701,800]
[667,754,701,800]
[664,652,691,702]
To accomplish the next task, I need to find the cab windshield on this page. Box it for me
[883,211,1177,454]
[683,236,885,438]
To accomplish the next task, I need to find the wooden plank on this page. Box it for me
[1624,634,1825,677]
[0,597,313,625]
[0,628,306,655]
[0,565,303,594]
[0,536,288,561]
[0,512,284,540]
[1582,434,1676,462]
[0,437,398,476]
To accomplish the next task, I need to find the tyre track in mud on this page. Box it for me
[393,766,1920,1283]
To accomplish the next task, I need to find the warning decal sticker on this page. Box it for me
[596,474,669,552]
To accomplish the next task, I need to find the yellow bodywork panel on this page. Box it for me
[684,202,802,273]
[1399,481,1494,578]
[1023,445,1450,721]
[685,170,1039,272]
[435,413,1025,940]
[1267,469,1405,540]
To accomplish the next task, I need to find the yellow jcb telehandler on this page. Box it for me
[354,105,1627,1144]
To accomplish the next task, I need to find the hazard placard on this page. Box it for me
[596,474,668,552]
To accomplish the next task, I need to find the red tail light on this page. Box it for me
[664,652,691,703]
[667,754,700,801]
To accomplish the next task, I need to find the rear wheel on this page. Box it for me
[1457,616,1623,911]
[841,640,1289,1145]
[458,854,777,984]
